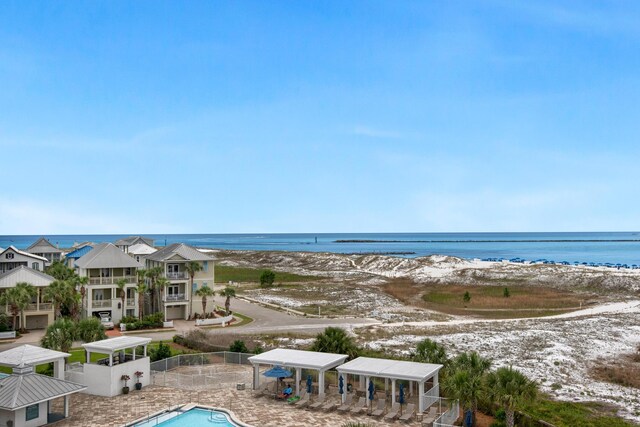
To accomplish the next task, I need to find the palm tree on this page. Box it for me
[146,267,163,313]
[444,351,491,426]
[136,282,146,320]
[43,280,72,320]
[0,282,36,331]
[485,366,538,427]
[41,318,76,353]
[184,261,202,292]
[310,327,358,360]
[156,277,169,320]
[195,285,215,315]
[219,286,236,315]
[116,278,127,321]
[76,275,89,318]
[412,338,449,365]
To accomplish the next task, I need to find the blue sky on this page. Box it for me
[1,1,639,234]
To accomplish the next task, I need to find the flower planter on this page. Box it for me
[122,386,130,395]
[135,382,142,391]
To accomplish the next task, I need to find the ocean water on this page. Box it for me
[2,232,639,265]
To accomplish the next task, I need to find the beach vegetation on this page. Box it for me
[116,278,127,321]
[150,341,172,362]
[259,269,276,287]
[229,340,249,353]
[195,285,215,315]
[76,317,107,343]
[214,265,320,284]
[0,282,36,331]
[503,287,510,298]
[411,338,449,366]
[44,261,76,281]
[310,327,358,360]
[41,318,76,353]
[443,351,492,426]
[463,291,471,303]
[219,286,236,314]
[485,366,538,427]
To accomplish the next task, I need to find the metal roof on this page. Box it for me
[82,336,152,354]
[0,267,55,289]
[114,236,155,247]
[65,245,93,259]
[0,345,70,368]
[248,349,348,371]
[128,243,157,255]
[337,357,442,383]
[145,243,212,262]
[26,237,60,254]
[75,243,144,269]
[0,370,86,410]
[0,246,48,263]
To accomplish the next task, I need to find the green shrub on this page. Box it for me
[125,312,164,331]
[229,340,248,353]
[150,341,172,362]
[259,270,276,288]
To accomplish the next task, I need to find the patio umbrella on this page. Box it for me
[399,383,405,415]
[465,409,473,427]
[339,375,344,395]
[368,379,375,412]
[263,366,292,378]
[306,375,313,394]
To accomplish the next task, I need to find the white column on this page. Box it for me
[359,375,365,390]
[143,345,147,358]
[318,370,325,397]
[391,379,396,403]
[419,380,425,413]
[295,368,301,395]
[109,354,113,366]
[253,364,260,390]
[86,351,91,364]
[64,395,69,417]
[53,359,64,379]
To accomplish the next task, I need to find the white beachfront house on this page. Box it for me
[25,238,64,264]
[74,243,143,323]
[65,336,152,397]
[145,243,214,320]
[127,242,157,264]
[114,236,155,254]
[0,247,48,274]
[0,267,55,330]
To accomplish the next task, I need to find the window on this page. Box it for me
[26,403,39,421]
[203,261,208,272]
[136,256,140,262]
[167,264,179,273]
[101,268,111,277]
[192,282,197,292]
[32,262,39,270]
[6,253,14,259]
[124,267,132,276]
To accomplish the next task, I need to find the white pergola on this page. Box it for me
[0,344,70,379]
[248,349,348,397]
[336,357,442,413]
[82,336,151,365]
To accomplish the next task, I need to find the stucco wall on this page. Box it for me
[81,357,150,397]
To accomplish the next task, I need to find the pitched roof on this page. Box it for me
[65,245,93,259]
[0,246,48,263]
[0,345,70,368]
[75,243,144,269]
[0,266,55,288]
[145,243,212,262]
[0,370,85,410]
[114,236,154,247]
[127,243,157,256]
[26,237,60,254]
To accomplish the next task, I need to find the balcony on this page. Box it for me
[164,293,187,302]
[126,298,136,307]
[92,299,112,308]
[88,276,136,285]
[165,272,187,280]
[26,303,53,312]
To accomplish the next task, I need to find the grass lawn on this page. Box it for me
[215,265,320,284]
[521,398,637,427]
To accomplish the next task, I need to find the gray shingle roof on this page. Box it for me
[0,371,86,410]
[114,236,154,247]
[145,243,212,262]
[75,243,144,269]
[26,237,60,254]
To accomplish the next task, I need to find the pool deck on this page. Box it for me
[51,385,423,426]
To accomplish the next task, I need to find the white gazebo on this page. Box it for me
[248,349,348,397]
[336,357,442,413]
[0,345,69,380]
[72,336,152,397]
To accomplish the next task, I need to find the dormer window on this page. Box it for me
[6,253,14,259]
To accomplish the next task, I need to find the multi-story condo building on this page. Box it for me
[26,237,65,263]
[145,243,214,320]
[74,243,143,323]
[0,246,48,274]
[0,266,55,329]
[114,236,154,254]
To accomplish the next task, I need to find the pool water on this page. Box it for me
[133,408,242,427]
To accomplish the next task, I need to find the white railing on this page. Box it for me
[422,383,440,410]
[26,303,53,311]
[433,399,460,427]
[126,298,136,307]
[91,299,112,308]
[88,276,136,285]
[165,294,186,302]
[166,272,187,279]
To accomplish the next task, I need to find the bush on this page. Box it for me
[150,341,172,362]
[120,315,138,324]
[259,270,276,288]
[125,312,164,331]
[229,340,249,353]
[463,291,471,303]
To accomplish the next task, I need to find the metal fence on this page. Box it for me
[433,399,460,427]
[150,352,254,391]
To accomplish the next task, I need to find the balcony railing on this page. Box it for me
[26,303,53,312]
[126,298,136,307]
[88,276,136,285]
[164,293,187,302]
[165,272,187,280]
[91,299,112,308]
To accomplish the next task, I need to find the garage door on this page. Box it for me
[25,315,49,330]
[165,306,185,320]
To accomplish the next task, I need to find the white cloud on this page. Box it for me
[351,126,403,139]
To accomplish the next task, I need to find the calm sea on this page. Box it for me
[1,232,639,265]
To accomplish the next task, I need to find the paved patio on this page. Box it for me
[51,385,424,426]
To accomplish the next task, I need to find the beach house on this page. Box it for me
[0,247,48,274]
[0,266,55,330]
[25,237,64,263]
[74,243,143,323]
[144,243,214,320]
[127,242,157,264]
[115,236,155,254]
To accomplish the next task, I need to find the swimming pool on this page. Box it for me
[130,407,249,427]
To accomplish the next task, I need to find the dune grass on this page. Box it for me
[215,265,320,284]
[521,398,636,427]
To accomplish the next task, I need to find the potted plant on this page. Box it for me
[121,374,130,394]
[134,371,143,390]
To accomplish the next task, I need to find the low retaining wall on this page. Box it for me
[195,315,233,327]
